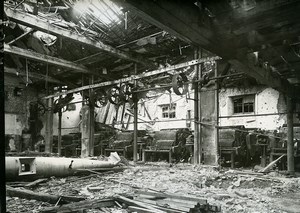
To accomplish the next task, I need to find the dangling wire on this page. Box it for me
[25,58,29,87]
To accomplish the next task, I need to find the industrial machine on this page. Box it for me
[219,126,247,168]
[219,125,300,169]
[105,130,151,160]
[143,128,193,163]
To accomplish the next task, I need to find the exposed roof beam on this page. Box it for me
[119,0,297,96]
[229,56,295,96]
[115,0,228,57]
[4,44,91,74]
[4,6,156,68]
[74,31,164,65]
[4,66,64,85]
[43,56,221,99]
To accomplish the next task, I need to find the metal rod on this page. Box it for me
[193,72,244,83]
[218,112,299,118]
[131,72,243,94]
[132,85,171,93]
[198,49,203,164]
[133,63,138,162]
[194,48,199,164]
[287,97,295,175]
[57,87,62,156]
[43,56,221,99]
[7,29,35,45]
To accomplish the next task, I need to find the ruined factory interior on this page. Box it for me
[2,0,300,212]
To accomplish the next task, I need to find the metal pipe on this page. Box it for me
[287,97,295,175]
[133,63,138,162]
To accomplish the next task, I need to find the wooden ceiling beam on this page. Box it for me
[4,44,90,74]
[74,31,164,66]
[4,6,156,68]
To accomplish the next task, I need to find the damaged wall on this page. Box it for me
[4,75,38,135]
[219,86,287,130]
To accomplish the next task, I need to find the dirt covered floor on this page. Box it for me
[6,162,300,213]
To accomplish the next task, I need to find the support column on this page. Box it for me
[215,61,220,165]
[287,97,295,175]
[193,48,200,164]
[57,106,62,156]
[89,75,95,156]
[81,76,90,158]
[45,97,54,153]
[57,86,62,156]
[133,63,138,162]
[81,104,90,158]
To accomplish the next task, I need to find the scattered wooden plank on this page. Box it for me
[134,190,207,204]
[259,154,286,173]
[40,198,115,212]
[116,195,166,213]
[6,186,84,204]
[24,178,48,188]
[155,200,191,212]
[128,205,158,213]
[133,198,184,213]
[87,186,105,192]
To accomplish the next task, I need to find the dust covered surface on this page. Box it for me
[6,162,300,213]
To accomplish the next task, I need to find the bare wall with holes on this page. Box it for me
[219,86,287,130]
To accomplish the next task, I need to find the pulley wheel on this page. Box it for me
[120,83,133,102]
[94,89,108,107]
[107,86,121,105]
[172,73,188,95]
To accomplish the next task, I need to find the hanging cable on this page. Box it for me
[25,58,29,86]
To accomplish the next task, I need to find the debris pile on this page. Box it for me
[5,162,300,212]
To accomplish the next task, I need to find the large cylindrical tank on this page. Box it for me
[5,153,120,181]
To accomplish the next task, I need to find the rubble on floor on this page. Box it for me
[6,162,300,213]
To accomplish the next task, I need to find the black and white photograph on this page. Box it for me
[1,0,300,212]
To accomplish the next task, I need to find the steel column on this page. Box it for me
[133,64,138,162]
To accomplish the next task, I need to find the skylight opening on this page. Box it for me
[73,0,123,26]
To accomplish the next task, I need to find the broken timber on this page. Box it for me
[43,56,221,99]
[4,6,155,68]
[40,198,115,212]
[6,186,84,204]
